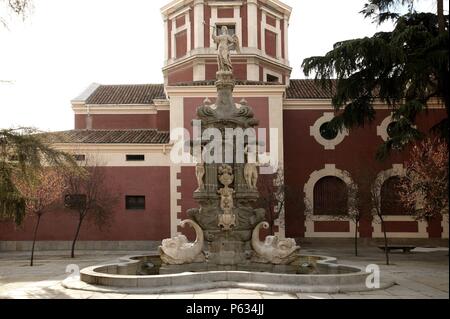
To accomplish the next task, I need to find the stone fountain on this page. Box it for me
[63,28,394,293]
[159,27,299,272]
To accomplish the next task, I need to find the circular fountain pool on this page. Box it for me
[62,254,394,294]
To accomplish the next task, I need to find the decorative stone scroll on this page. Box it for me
[159,220,205,265]
[251,222,300,265]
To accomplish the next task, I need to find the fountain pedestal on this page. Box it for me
[159,69,299,268]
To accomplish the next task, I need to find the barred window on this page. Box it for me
[313,176,348,215]
[381,176,409,215]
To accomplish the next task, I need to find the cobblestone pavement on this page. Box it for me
[0,245,448,299]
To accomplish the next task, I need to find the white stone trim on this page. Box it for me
[268,95,285,238]
[283,14,289,63]
[304,215,356,238]
[164,16,169,62]
[171,10,191,60]
[247,60,259,81]
[303,164,356,238]
[442,214,449,239]
[169,95,184,137]
[170,165,182,236]
[310,112,349,150]
[71,83,101,103]
[260,10,282,60]
[261,5,284,20]
[377,113,394,142]
[165,84,286,97]
[53,144,172,167]
[247,0,258,49]
[208,1,243,7]
[72,105,158,115]
[163,49,292,72]
[193,60,206,81]
[263,68,282,83]
[372,215,428,239]
[193,0,204,49]
[371,164,428,238]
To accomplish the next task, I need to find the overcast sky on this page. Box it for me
[0,0,445,131]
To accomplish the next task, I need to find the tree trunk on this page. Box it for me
[30,214,41,267]
[380,216,390,265]
[71,216,84,258]
[354,221,358,257]
[437,0,445,33]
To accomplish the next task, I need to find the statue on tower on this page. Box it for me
[212,25,240,72]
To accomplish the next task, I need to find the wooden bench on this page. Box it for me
[378,245,416,253]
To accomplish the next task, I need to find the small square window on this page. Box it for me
[126,154,145,161]
[126,196,146,210]
[74,154,86,161]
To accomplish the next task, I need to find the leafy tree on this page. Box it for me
[0,128,75,225]
[302,0,449,160]
[15,169,65,266]
[63,157,117,258]
[399,136,448,221]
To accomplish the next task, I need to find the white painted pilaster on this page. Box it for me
[283,14,289,63]
[194,0,205,49]
[170,165,182,237]
[193,61,206,81]
[247,62,259,81]
[164,16,169,62]
[269,94,285,238]
[247,0,258,48]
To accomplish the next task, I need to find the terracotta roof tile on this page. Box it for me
[86,84,166,105]
[286,79,336,99]
[44,129,170,144]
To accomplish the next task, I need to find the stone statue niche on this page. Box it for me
[158,30,300,270]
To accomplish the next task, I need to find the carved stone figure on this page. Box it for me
[244,163,258,189]
[217,164,237,230]
[159,220,205,265]
[195,163,205,191]
[251,222,300,265]
[212,26,240,72]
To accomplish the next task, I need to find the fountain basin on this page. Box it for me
[62,254,394,294]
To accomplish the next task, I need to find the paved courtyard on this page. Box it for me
[0,245,448,299]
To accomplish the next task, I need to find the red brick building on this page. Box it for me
[0,0,447,251]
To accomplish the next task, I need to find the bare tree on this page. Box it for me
[349,169,379,257]
[63,157,117,258]
[15,168,65,266]
[371,172,391,265]
[0,0,33,29]
[400,137,449,223]
[257,168,285,235]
